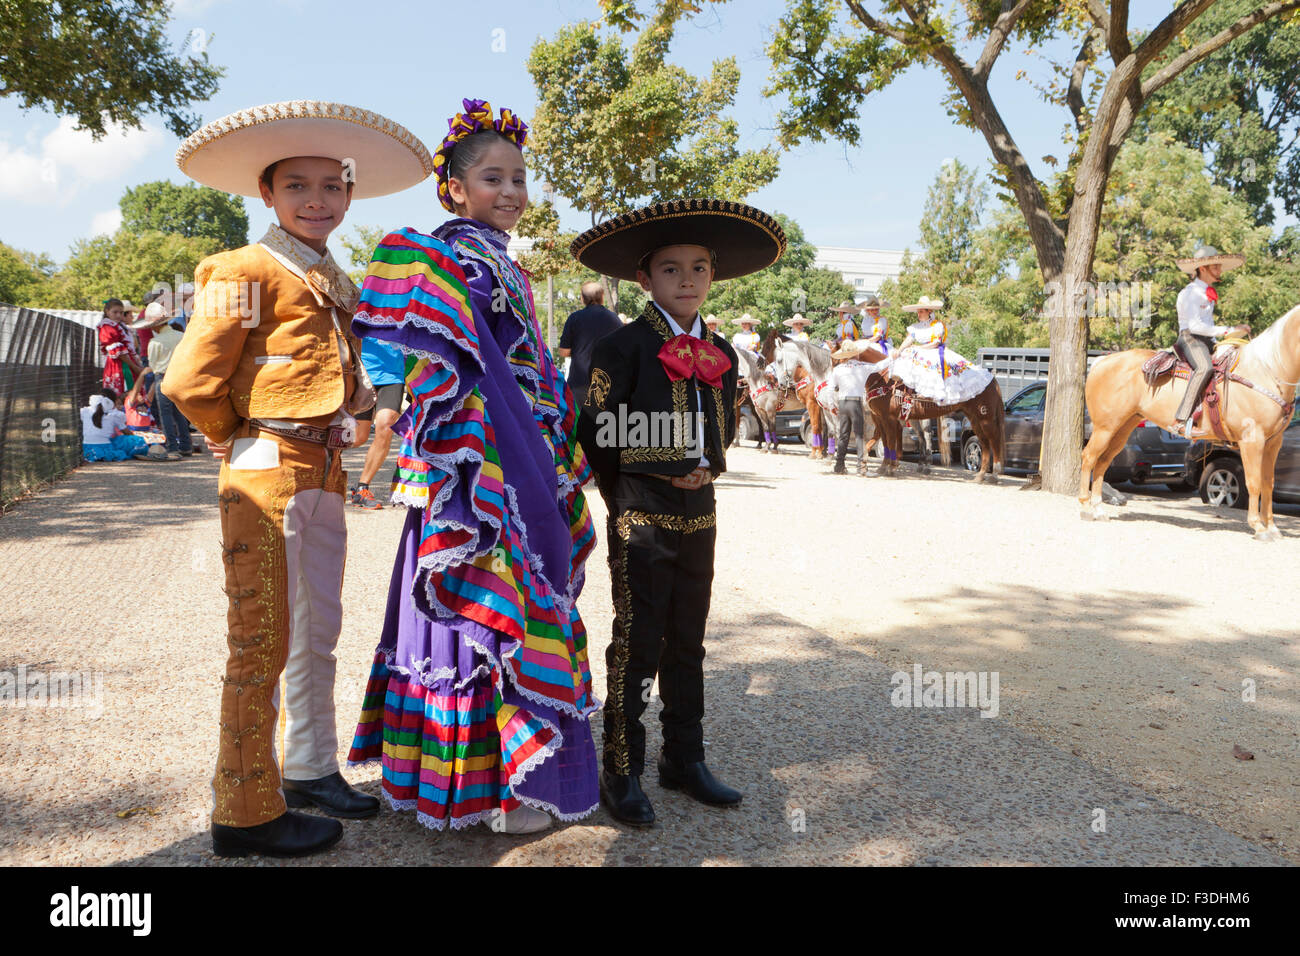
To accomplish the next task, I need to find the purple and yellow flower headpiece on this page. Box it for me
[432,98,529,212]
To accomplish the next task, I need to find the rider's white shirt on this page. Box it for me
[832,360,870,399]
[1176,278,1230,338]
[731,329,759,352]
[654,301,709,469]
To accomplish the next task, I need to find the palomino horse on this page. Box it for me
[864,371,1005,480]
[736,348,790,452]
[1080,305,1300,538]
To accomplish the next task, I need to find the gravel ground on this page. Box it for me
[0,440,1293,866]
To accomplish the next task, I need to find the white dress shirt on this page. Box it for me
[653,302,710,469]
[1176,277,1230,338]
[731,329,760,353]
[832,361,870,399]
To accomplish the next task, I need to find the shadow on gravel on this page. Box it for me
[0,459,218,544]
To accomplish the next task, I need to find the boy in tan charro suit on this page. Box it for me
[165,101,432,857]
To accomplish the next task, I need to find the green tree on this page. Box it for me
[0,242,57,306]
[529,1,780,304]
[0,0,223,138]
[701,215,854,340]
[754,0,1300,494]
[1136,0,1300,225]
[51,230,223,309]
[119,181,248,250]
[341,224,388,285]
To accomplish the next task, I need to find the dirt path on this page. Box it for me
[0,444,1292,865]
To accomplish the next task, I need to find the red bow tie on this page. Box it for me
[657,334,731,388]
[1205,286,1218,302]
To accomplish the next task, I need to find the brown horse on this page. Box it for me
[864,372,1005,481]
[1080,305,1300,538]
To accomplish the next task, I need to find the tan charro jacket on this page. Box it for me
[163,226,365,443]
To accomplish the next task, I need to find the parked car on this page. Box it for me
[1184,406,1300,508]
[959,381,1192,485]
[736,404,803,444]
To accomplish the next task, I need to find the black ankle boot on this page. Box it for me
[657,752,742,806]
[600,771,655,827]
[211,810,343,858]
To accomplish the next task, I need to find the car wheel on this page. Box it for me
[962,434,983,472]
[737,413,756,443]
[1199,458,1245,509]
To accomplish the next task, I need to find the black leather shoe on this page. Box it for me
[658,753,743,806]
[283,772,380,819]
[600,771,655,827]
[211,810,343,858]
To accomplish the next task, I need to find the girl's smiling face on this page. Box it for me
[104,304,124,323]
[448,137,528,233]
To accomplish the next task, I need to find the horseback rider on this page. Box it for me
[831,300,860,346]
[730,312,761,359]
[1171,244,1245,439]
[861,294,890,355]
[783,313,811,341]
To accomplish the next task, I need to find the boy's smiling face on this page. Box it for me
[258,156,352,253]
[636,244,714,327]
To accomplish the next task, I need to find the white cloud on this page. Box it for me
[0,116,163,205]
[91,208,123,236]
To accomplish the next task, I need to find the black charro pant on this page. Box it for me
[604,473,717,776]
[836,397,866,467]
[1173,331,1215,422]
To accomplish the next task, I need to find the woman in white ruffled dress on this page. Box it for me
[889,296,993,404]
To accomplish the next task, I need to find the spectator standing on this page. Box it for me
[350,336,405,509]
[558,281,622,409]
[143,301,195,458]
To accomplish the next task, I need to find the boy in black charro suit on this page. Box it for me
[571,199,786,827]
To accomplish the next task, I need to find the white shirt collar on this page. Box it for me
[652,301,702,338]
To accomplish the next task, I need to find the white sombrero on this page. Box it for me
[783,313,810,328]
[175,101,434,199]
[129,302,171,329]
[704,313,719,327]
[1176,243,1245,275]
[832,340,870,360]
[830,299,860,314]
[737,312,756,326]
[901,295,945,313]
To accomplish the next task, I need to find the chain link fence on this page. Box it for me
[0,305,102,509]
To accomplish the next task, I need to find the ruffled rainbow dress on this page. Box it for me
[347,220,599,828]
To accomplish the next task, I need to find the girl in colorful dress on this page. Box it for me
[889,295,993,404]
[348,99,599,835]
[80,389,149,461]
[96,299,144,395]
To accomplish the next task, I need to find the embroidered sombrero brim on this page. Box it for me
[901,296,945,312]
[176,101,433,199]
[1176,252,1245,274]
[570,198,786,281]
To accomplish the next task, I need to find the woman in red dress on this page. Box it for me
[97,298,144,394]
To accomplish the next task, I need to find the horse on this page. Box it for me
[768,338,841,459]
[864,370,1004,480]
[1080,305,1300,538]
[735,348,790,453]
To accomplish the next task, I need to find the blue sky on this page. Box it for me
[0,0,1285,267]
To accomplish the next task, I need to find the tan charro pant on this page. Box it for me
[212,421,348,828]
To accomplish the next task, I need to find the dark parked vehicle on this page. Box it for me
[1185,407,1300,508]
[737,404,803,444]
[960,381,1192,485]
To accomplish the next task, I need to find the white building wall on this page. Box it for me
[812,246,905,300]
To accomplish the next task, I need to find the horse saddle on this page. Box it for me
[1140,345,1238,387]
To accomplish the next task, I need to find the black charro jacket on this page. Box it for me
[582,300,737,483]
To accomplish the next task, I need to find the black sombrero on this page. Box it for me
[570,198,786,281]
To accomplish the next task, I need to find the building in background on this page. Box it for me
[812,246,905,300]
